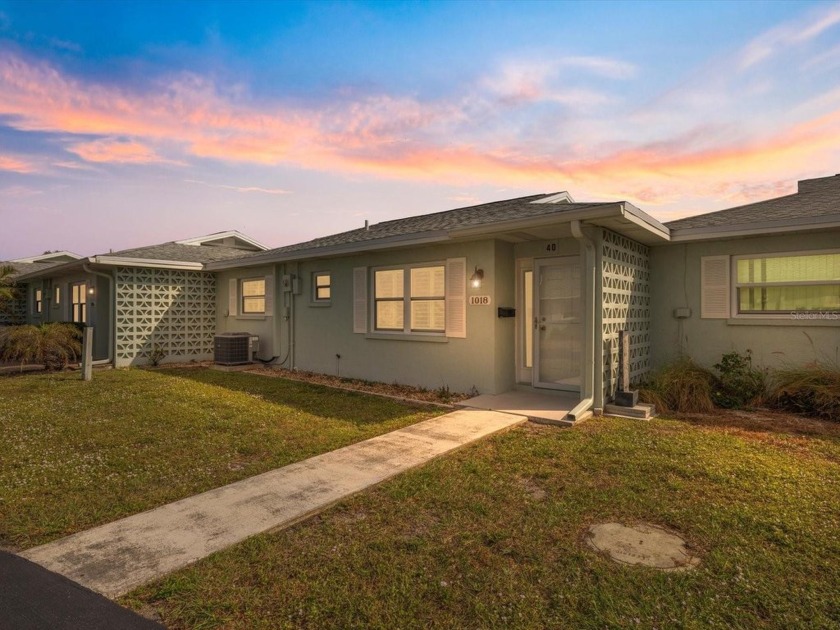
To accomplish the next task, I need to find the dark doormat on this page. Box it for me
[0,551,164,630]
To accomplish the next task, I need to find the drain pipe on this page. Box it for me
[569,220,596,421]
[82,263,114,366]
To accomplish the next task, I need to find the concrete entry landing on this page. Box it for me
[21,409,524,599]
[459,389,579,425]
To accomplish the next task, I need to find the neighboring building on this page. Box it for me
[208,174,840,418]
[1,251,83,325]
[651,174,840,371]
[13,232,267,367]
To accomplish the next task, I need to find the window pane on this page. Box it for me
[410,266,445,298]
[242,279,265,297]
[524,270,533,368]
[315,273,330,288]
[375,269,404,298]
[55,287,61,304]
[738,253,840,284]
[376,301,404,330]
[739,285,840,312]
[243,297,265,313]
[317,287,331,300]
[411,299,445,331]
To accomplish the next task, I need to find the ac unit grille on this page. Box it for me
[214,333,252,365]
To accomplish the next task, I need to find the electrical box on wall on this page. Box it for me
[673,307,692,319]
[281,275,292,293]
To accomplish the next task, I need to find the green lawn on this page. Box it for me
[0,368,439,550]
[123,414,840,630]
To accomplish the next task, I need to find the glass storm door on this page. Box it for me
[533,257,582,391]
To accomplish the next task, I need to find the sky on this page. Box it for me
[1,0,839,259]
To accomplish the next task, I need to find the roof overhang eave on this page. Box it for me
[448,202,671,243]
[91,256,205,270]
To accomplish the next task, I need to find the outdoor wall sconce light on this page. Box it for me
[88,287,95,296]
[470,266,484,289]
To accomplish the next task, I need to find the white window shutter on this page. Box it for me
[701,255,730,318]
[445,257,467,338]
[228,278,238,317]
[353,267,367,333]
[264,275,274,316]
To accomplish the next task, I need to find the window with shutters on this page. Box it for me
[734,251,840,315]
[241,278,266,314]
[373,263,446,333]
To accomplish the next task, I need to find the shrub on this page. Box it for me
[638,357,717,414]
[712,350,767,409]
[0,323,83,371]
[769,362,840,422]
[148,344,167,367]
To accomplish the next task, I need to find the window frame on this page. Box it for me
[240,277,267,315]
[312,271,332,303]
[71,282,87,324]
[732,248,840,319]
[34,288,43,314]
[372,262,446,335]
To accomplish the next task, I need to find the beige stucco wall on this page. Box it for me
[650,230,840,371]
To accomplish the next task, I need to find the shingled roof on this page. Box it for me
[667,174,840,231]
[101,241,258,264]
[2,259,65,280]
[236,193,613,260]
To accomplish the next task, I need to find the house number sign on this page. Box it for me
[469,295,492,306]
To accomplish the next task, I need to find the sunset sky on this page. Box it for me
[1,0,839,259]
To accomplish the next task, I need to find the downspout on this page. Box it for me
[82,264,115,366]
[569,220,596,421]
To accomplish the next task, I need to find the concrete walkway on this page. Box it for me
[22,409,524,599]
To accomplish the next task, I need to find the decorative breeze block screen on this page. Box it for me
[115,267,216,364]
[0,294,27,325]
[601,229,651,400]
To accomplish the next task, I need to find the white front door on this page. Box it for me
[533,256,582,391]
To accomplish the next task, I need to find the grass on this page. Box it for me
[0,368,439,550]
[123,413,840,629]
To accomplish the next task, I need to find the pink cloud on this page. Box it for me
[0,154,36,173]
[0,36,838,215]
[68,138,170,164]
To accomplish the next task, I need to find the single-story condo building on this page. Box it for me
[9,232,267,366]
[5,173,838,419]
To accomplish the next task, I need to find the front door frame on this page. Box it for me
[531,255,583,392]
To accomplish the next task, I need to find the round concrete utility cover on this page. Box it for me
[586,523,700,571]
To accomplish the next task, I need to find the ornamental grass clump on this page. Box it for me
[638,357,717,414]
[770,362,840,422]
[0,323,82,371]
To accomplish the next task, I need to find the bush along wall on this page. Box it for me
[639,350,839,422]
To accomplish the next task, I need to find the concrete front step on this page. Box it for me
[604,402,656,420]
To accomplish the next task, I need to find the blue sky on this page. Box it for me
[1,0,839,258]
